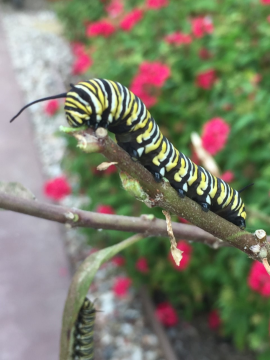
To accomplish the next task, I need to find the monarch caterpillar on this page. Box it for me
[73,297,96,360]
[10,78,247,229]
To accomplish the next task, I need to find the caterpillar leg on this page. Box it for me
[117,142,139,161]
[153,172,162,183]
[200,202,210,212]
[171,184,186,198]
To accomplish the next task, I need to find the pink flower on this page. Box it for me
[146,0,169,9]
[169,240,192,271]
[136,257,149,273]
[86,20,115,37]
[164,31,192,46]
[191,16,214,38]
[248,261,270,297]
[112,255,125,266]
[72,54,92,75]
[120,8,143,31]
[96,205,115,214]
[198,48,212,60]
[178,217,189,224]
[208,310,221,330]
[155,302,178,326]
[261,0,270,4]
[139,61,171,87]
[130,75,158,107]
[113,276,132,297]
[196,69,216,90]
[44,176,71,201]
[44,99,59,116]
[130,61,170,107]
[220,171,234,183]
[105,0,123,17]
[104,164,117,175]
[71,42,85,57]
[201,118,230,155]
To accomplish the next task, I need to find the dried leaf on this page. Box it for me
[171,244,183,266]
[97,162,118,171]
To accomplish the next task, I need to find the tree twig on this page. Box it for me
[0,191,225,248]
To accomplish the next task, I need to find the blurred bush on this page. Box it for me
[55,0,270,357]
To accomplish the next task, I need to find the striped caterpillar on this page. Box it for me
[10,78,247,229]
[73,298,96,360]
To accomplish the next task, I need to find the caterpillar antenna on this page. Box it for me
[10,92,67,123]
[239,183,254,193]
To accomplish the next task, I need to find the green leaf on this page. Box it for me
[59,233,144,360]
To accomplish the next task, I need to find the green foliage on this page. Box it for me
[56,0,270,355]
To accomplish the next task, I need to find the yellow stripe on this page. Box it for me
[125,92,135,124]
[81,81,97,94]
[133,114,149,131]
[217,183,226,205]
[136,121,153,144]
[91,80,106,109]
[66,110,88,122]
[187,163,198,186]
[145,133,163,154]
[66,96,89,113]
[152,140,167,166]
[223,186,234,208]
[197,170,207,196]
[231,192,239,210]
[174,157,188,182]
[209,175,218,198]
[166,148,179,172]
[109,80,121,119]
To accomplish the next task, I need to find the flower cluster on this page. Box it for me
[130,61,170,107]
[248,261,270,297]
[146,0,169,10]
[191,16,214,38]
[169,240,192,271]
[44,99,59,116]
[44,176,71,201]
[113,276,132,297]
[96,204,115,214]
[71,42,92,75]
[136,257,149,273]
[86,20,115,37]
[164,31,192,46]
[112,255,125,266]
[120,8,144,31]
[105,0,123,18]
[196,69,216,90]
[201,118,230,155]
[220,171,234,183]
[155,302,178,326]
[208,309,221,330]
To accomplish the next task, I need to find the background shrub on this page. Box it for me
[55,0,270,357]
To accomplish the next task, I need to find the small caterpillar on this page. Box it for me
[73,298,96,360]
[10,78,247,229]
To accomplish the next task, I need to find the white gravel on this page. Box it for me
[2,7,163,360]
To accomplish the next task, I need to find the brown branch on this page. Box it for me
[0,191,224,248]
[73,128,270,263]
